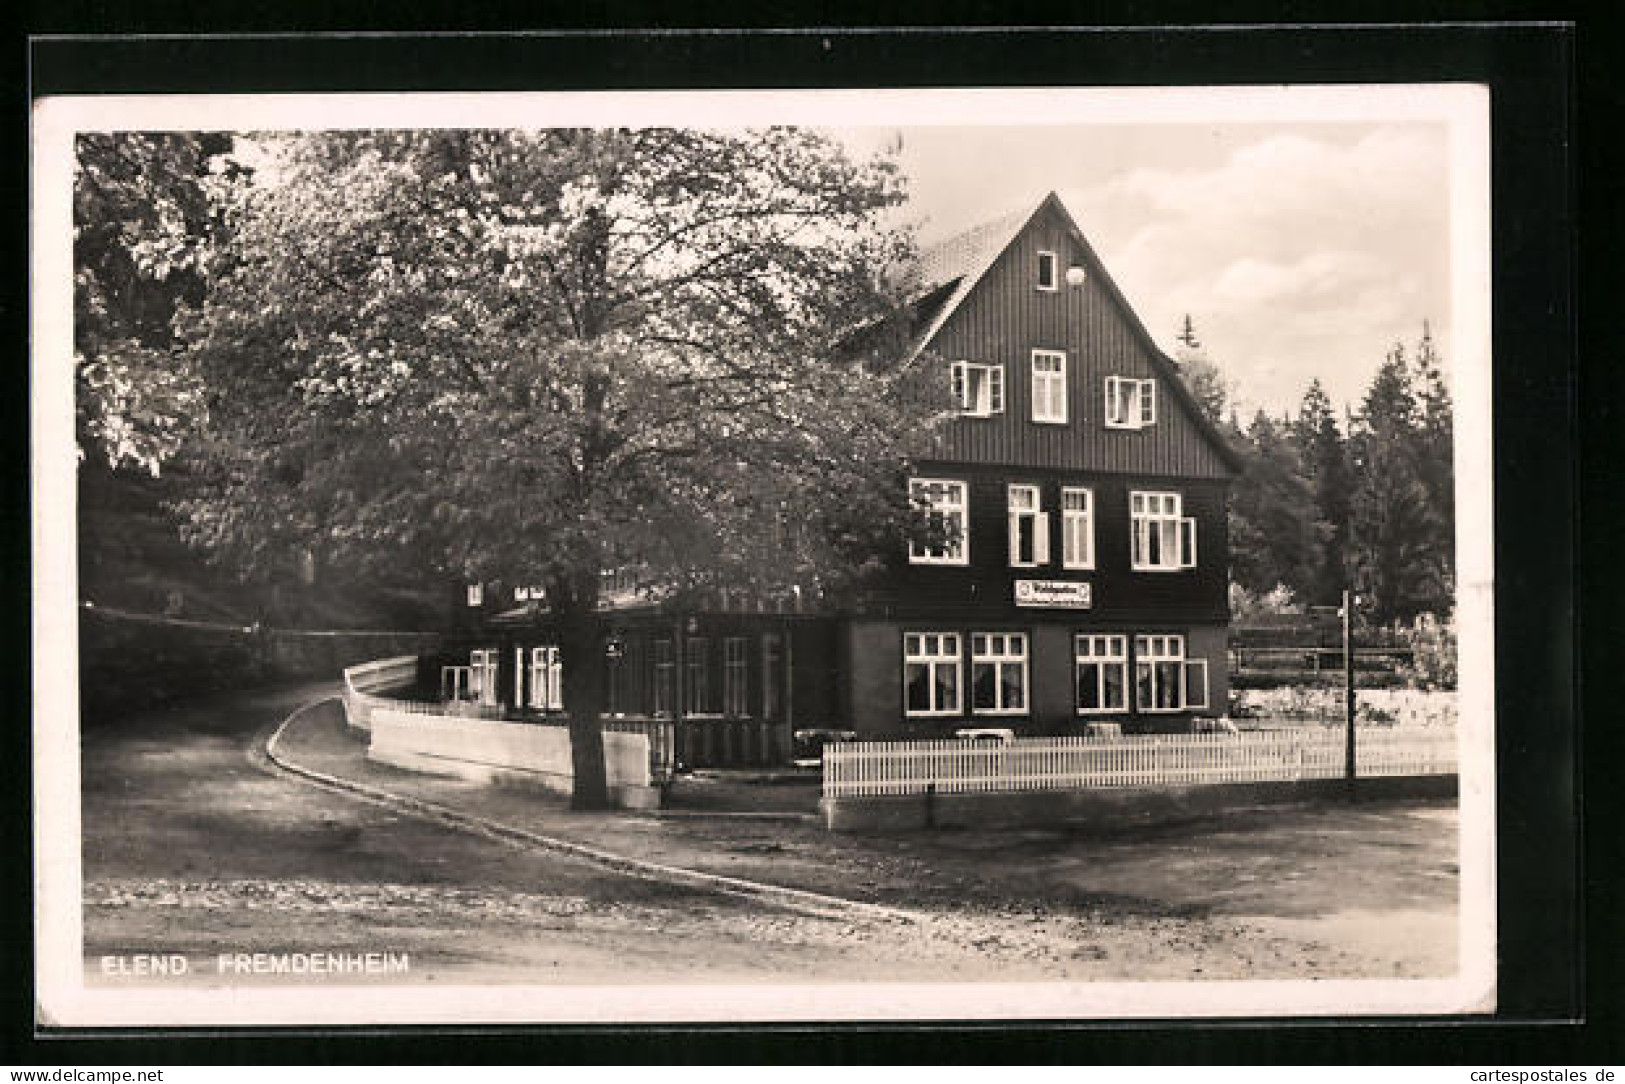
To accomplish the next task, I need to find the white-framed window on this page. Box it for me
[1061,486,1094,569]
[761,633,782,721]
[1031,349,1068,424]
[909,478,969,565]
[1007,484,1050,567]
[1037,250,1059,291]
[469,648,500,707]
[950,360,1004,417]
[652,638,674,716]
[971,632,1028,715]
[1184,657,1210,711]
[1105,376,1157,429]
[1135,634,1186,713]
[466,583,483,607]
[904,632,962,717]
[685,637,710,714]
[529,646,563,711]
[1131,490,1196,570]
[442,665,473,702]
[723,636,748,717]
[1075,634,1129,714]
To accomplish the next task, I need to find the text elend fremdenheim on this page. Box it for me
[99,952,410,977]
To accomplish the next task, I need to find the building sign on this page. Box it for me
[1014,579,1092,609]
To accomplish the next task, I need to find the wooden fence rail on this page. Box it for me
[822,730,1457,799]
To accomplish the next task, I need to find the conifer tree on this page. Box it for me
[1347,343,1436,623]
[1290,378,1353,606]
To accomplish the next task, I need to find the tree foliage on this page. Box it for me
[73,133,243,474]
[179,128,935,806]
[1290,378,1353,606]
[1228,410,1323,601]
[1224,325,1452,630]
[1347,338,1453,623]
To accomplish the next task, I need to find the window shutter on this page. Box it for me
[1183,659,1209,710]
[1180,516,1197,567]
[1036,511,1051,565]
[990,365,1004,413]
[1008,506,1021,567]
[1142,379,1157,425]
[951,362,966,410]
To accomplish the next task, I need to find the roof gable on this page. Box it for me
[912,192,1243,475]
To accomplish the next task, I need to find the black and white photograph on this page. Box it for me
[31,84,1495,1026]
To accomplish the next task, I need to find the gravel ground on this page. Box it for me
[79,685,1460,988]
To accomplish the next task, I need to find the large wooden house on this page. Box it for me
[452,192,1242,760]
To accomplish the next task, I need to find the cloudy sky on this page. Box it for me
[836,123,1451,419]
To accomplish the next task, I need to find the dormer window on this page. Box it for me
[1038,250,1060,291]
[951,360,1004,417]
[1105,376,1157,429]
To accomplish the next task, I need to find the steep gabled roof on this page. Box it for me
[910,191,1245,475]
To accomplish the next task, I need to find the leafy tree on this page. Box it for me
[74,133,243,474]
[180,128,934,807]
[1171,314,1230,425]
[1229,410,1323,600]
[74,134,259,617]
[1290,378,1353,605]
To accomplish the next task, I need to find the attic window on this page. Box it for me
[1036,250,1058,291]
[951,361,1004,417]
[1105,376,1157,429]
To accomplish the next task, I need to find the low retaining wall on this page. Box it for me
[820,773,1457,833]
[368,708,660,810]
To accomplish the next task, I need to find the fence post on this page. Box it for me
[1343,587,1358,789]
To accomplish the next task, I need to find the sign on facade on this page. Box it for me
[1014,579,1093,609]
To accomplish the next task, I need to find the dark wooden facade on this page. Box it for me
[867,466,1230,625]
[926,201,1233,480]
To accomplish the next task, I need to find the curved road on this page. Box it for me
[78,682,1462,994]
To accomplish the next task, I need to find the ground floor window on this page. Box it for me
[529,646,563,711]
[469,648,499,706]
[971,632,1028,714]
[724,636,748,716]
[761,633,782,721]
[904,632,961,716]
[1135,634,1186,712]
[685,637,711,714]
[652,639,674,716]
[1075,634,1128,713]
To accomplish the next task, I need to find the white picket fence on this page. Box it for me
[822,729,1458,799]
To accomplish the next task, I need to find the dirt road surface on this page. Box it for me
[78,685,1460,988]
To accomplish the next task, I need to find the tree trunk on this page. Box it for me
[557,600,610,810]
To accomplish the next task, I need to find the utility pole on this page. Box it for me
[1342,588,1357,783]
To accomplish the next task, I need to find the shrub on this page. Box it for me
[1398,610,1458,690]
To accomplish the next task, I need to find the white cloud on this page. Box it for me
[1211,249,1390,304]
[1059,125,1449,414]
